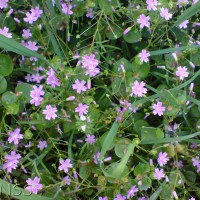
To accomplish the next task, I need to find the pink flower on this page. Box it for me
[179,20,189,29]
[0,27,12,38]
[61,3,73,15]
[154,168,165,180]
[82,53,99,68]
[160,7,172,20]
[24,12,38,24]
[152,101,165,116]
[22,29,32,38]
[8,128,23,145]
[138,49,150,63]
[25,177,43,194]
[146,0,158,11]
[157,152,169,166]
[75,103,89,117]
[85,134,96,144]
[127,185,138,198]
[46,68,60,88]
[176,66,189,80]
[63,176,71,185]
[0,0,9,9]
[114,194,126,200]
[93,152,101,164]
[42,105,57,120]
[58,159,73,173]
[37,140,47,150]
[130,80,147,97]
[137,14,151,29]
[72,79,87,94]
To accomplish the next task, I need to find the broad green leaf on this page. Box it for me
[190,50,200,66]
[2,91,17,105]
[15,83,31,102]
[98,0,120,14]
[134,163,150,176]
[109,143,135,178]
[105,24,123,40]
[99,122,119,162]
[0,54,13,76]
[138,176,152,191]
[0,75,7,93]
[114,138,131,158]
[123,28,140,43]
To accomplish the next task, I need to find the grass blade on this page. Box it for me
[99,122,119,162]
[140,131,200,144]
[174,1,200,27]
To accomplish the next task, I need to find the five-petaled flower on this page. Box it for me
[58,158,73,173]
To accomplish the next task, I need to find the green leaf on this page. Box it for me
[105,24,123,40]
[15,83,31,102]
[1,91,17,105]
[109,143,135,178]
[114,138,132,158]
[123,28,140,43]
[134,163,150,176]
[0,75,7,93]
[99,122,119,162]
[190,50,200,66]
[98,0,120,14]
[150,184,165,200]
[0,54,13,76]
[141,127,164,141]
[138,176,152,191]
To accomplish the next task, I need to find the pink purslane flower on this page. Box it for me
[3,151,21,173]
[22,29,32,39]
[114,194,127,200]
[58,158,73,173]
[46,68,60,88]
[154,168,165,180]
[192,156,200,173]
[63,176,71,185]
[37,140,47,150]
[160,7,172,20]
[130,80,147,97]
[81,53,100,77]
[152,101,166,116]
[146,0,158,11]
[138,49,150,63]
[93,152,101,164]
[30,85,45,106]
[85,134,96,144]
[127,185,138,198]
[0,0,9,9]
[0,27,12,38]
[176,66,189,80]
[8,128,23,145]
[42,105,57,120]
[72,79,87,94]
[25,177,43,194]
[61,3,73,15]
[179,20,189,29]
[75,103,89,117]
[137,14,151,29]
[24,6,43,24]
[157,152,169,166]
